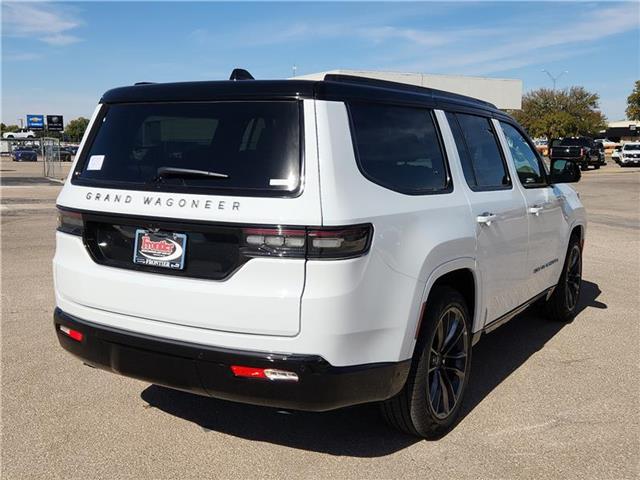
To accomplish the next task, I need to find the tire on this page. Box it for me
[545,237,582,323]
[381,286,472,439]
[594,163,600,170]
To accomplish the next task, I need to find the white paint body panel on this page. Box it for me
[53,97,586,367]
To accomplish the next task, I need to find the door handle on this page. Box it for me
[477,212,498,225]
[528,205,544,216]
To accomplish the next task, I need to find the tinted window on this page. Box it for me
[500,122,546,187]
[455,113,510,189]
[74,101,301,196]
[558,138,591,147]
[445,111,476,187]
[349,103,448,194]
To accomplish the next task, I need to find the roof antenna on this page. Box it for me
[229,68,254,81]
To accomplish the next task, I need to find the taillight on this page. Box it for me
[241,224,372,260]
[57,209,84,236]
[242,227,306,257]
[307,226,372,259]
[580,148,585,156]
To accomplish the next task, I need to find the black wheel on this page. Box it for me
[594,163,600,170]
[546,238,582,322]
[381,286,472,439]
[580,164,588,171]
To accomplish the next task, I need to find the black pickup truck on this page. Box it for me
[549,137,605,170]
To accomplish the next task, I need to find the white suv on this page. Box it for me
[53,73,586,438]
[619,142,640,166]
[3,128,36,139]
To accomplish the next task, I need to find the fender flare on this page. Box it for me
[399,257,480,361]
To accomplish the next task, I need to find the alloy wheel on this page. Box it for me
[427,306,468,419]
[565,245,582,311]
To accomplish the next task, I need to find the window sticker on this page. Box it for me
[269,178,289,186]
[87,155,105,171]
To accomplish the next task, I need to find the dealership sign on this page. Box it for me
[26,115,45,130]
[46,115,64,131]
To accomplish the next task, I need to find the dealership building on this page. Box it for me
[599,120,639,143]
[294,69,523,110]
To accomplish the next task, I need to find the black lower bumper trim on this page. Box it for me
[53,308,410,411]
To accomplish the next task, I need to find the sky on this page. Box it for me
[2,1,639,126]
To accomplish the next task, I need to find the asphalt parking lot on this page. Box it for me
[1,158,639,479]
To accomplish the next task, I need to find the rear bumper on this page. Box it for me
[54,308,410,412]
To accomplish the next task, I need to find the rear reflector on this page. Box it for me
[231,365,299,382]
[59,325,84,342]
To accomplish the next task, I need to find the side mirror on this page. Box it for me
[550,159,581,184]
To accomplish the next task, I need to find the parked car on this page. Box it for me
[53,72,586,439]
[11,146,38,162]
[611,145,623,164]
[3,129,36,139]
[549,137,605,170]
[598,138,619,149]
[64,145,80,155]
[50,146,73,162]
[619,142,640,167]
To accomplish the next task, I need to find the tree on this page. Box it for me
[1,124,20,133]
[64,117,90,142]
[510,86,607,139]
[626,80,640,121]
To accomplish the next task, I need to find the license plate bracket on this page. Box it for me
[133,229,187,270]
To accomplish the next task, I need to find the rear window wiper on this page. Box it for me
[153,167,229,182]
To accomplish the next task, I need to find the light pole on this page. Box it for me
[542,70,568,90]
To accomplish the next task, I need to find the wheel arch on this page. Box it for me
[402,258,479,360]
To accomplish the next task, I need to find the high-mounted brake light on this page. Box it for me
[230,365,299,382]
[57,209,84,236]
[59,325,84,342]
[240,225,372,259]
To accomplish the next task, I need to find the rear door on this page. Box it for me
[56,99,321,336]
[497,121,567,297]
[445,112,530,325]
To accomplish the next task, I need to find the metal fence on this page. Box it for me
[42,138,62,179]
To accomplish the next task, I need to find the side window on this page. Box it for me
[348,103,450,194]
[500,122,547,187]
[445,111,476,188]
[453,113,511,190]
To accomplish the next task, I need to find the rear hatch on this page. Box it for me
[55,99,321,336]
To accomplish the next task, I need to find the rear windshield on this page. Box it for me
[557,138,591,147]
[623,144,640,150]
[73,101,301,196]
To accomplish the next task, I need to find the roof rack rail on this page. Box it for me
[323,73,496,109]
[134,82,155,86]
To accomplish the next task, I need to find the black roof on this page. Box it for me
[100,74,502,115]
